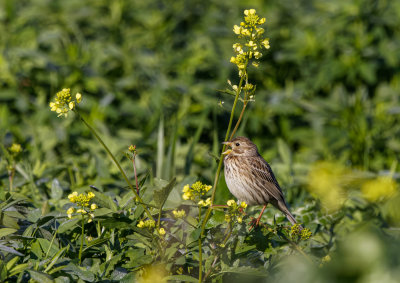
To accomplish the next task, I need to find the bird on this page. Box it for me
[222,136,298,229]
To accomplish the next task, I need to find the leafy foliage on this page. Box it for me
[1,0,400,282]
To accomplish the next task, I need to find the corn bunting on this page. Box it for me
[223,136,298,229]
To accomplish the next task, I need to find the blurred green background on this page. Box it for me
[1,0,400,281]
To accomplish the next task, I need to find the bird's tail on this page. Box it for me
[285,211,304,230]
[277,201,303,229]
[285,211,297,225]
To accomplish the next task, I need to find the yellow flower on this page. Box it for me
[182,185,190,193]
[198,200,206,207]
[66,207,74,219]
[76,93,82,103]
[137,221,145,228]
[87,192,95,199]
[76,209,87,214]
[307,162,348,211]
[301,228,312,240]
[227,200,236,207]
[233,25,241,34]
[145,219,156,228]
[68,192,78,203]
[49,88,83,118]
[237,217,243,223]
[183,191,192,200]
[258,18,266,24]
[290,224,301,236]
[90,203,98,210]
[362,177,396,202]
[262,39,270,49]
[87,236,93,241]
[224,214,231,222]
[159,228,166,235]
[240,201,247,209]
[172,209,186,218]
[9,143,22,154]
[128,144,136,152]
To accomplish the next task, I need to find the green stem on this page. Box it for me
[9,166,15,192]
[44,221,58,261]
[198,60,249,282]
[198,206,203,283]
[79,214,85,265]
[74,111,154,222]
[132,155,139,195]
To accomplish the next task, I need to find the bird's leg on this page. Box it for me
[249,204,267,231]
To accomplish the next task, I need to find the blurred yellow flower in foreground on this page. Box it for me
[138,265,167,283]
[307,162,348,211]
[9,143,22,154]
[361,176,396,202]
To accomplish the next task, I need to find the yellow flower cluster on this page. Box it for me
[290,224,312,241]
[9,143,22,154]
[49,88,82,118]
[319,255,331,268]
[231,9,270,76]
[225,200,247,223]
[198,198,211,207]
[182,181,212,207]
[137,219,156,229]
[68,191,95,207]
[159,228,166,235]
[361,176,396,202]
[172,209,186,218]
[307,162,348,211]
[66,192,97,222]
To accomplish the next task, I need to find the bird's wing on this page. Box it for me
[248,156,285,202]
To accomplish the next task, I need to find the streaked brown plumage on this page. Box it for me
[223,137,297,226]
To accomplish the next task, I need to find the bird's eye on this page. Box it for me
[235,143,240,146]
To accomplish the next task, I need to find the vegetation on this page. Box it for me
[1,0,399,282]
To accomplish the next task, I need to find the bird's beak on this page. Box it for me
[222,141,232,155]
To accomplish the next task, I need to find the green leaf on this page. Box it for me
[0,244,24,256]
[164,275,198,282]
[153,178,176,209]
[1,214,20,229]
[38,238,59,258]
[51,179,63,200]
[57,218,80,234]
[0,228,17,237]
[63,263,95,282]
[44,246,69,273]
[28,270,55,283]
[83,237,110,251]
[9,263,30,277]
[93,192,117,212]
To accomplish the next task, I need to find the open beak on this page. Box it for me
[222,141,232,155]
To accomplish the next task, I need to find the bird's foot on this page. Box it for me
[248,217,261,231]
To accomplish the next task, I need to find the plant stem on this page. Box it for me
[8,166,15,192]
[229,101,248,141]
[74,111,154,221]
[132,155,140,195]
[44,221,58,261]
[198,60,248,283]
[198,206,203,282]
[79,214,85,265]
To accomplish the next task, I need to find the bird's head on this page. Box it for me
[222,137,259,157]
